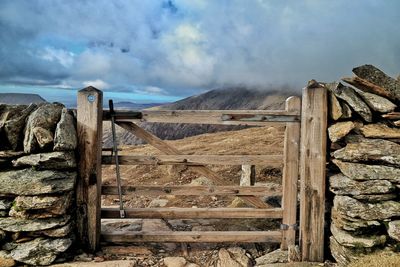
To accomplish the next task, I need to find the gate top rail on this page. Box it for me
[102,109,300,125]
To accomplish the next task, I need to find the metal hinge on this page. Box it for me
[280,223,298,230]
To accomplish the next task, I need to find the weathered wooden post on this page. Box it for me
[76,86,103,252]
[281,96,301,250]
[299,84,327,262]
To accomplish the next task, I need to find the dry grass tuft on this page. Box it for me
[349,251,400,267]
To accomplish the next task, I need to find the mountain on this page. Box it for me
[112,101,165,110]
[0,93,47,105]
[103,87,299,147]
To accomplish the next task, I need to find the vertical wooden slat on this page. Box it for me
[240,165,256,186]
[281,96,301,250]
[299,87,327,262]
[76,86,103,252]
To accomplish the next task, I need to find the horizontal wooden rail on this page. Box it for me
[101,207,283,219]
[102,185,282,196]
[101,231,282,243]
[102,154,283,166]
[102,110,300,125]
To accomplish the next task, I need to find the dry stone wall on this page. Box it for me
[324,65,400,266]
[0,103,77,266]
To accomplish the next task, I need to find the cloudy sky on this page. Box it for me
[0,0,399,106]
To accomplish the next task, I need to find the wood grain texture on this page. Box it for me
[76,86,103,252]
[101,231,282,243]
[102,185,282,196]
[101,207,283,219]
[102,154,283,167]
[281,96,301,250]
[299,87,327,262]
[115,121,269,208]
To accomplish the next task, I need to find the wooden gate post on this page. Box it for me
[76,86,103,252]
[281,96,301,250]
[299,85,327,262]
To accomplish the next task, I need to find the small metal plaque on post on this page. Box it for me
[87,94,96,102]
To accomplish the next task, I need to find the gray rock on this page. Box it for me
[217,248,242,267]
[333,137,400,166]
[330,236,362,267]
[329,174,395,195]
[32,127,54,149]
[360,123,400,139]
[147,198,169,208]
[190,176,214,186]
[388,220,400,241]
[332,208,380,232]
[330,224,386,248]
[328,121,355,142]
[333,159,400,183]
[23,103,63,153]
[353,88,397,113]
[329,92,343,120]
[54,108,77,151]
[334,195,400,221]
[0,250,16,267]
[40,223,73,238]
[353,64,400,101]
[0,216,70,232]
[0,169,75,196]
[163,257,187,267]
[9,193,72,219]
[0,211,7,217]
[255,249,288,265]
[0,199,13,210]
[326,82,372,122]
[352,194,397,202]
[10,237,72,266]
[226,247,252,267]
[3,104,37,150]
[0,151,25,160]
[341,102,353,119]
[12,151,76,170]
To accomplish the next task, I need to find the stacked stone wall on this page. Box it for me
[324,65,400,266]
[0,103,77,266]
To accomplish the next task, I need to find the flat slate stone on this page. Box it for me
[329,174,394,195]
[54,108,77,151]
[12,151,76,170]
[353,64,400,101]
[326,82,372,122]
[334,195,400,221]
[332,208,380,232]
[333,137,400,166]
[360,123,400,139]
[328,121,355,142]
[0,215,70,232]
[353,88,397,113]
[333,159,400,183]
[0,199,13,210]
[330,224,386,248]
[0,169,76,196]
[388,220,400,242]
[328,92,343,120]
[10,237,72,266]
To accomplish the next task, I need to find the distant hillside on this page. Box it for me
[0,93,47,105]
[103,87,298,147]
[113,101,164,110]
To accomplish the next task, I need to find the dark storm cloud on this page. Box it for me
[0,0,399,96]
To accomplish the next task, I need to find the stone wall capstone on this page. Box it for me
[0,103,77,266]
[325,65,400,266]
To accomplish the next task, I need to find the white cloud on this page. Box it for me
[38,47,75,68]
[82,79,109,89]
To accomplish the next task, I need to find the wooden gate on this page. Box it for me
[75,86,327,262]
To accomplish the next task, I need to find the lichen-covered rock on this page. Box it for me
[333,137,400,166]
[226,247,252,267]
[0,169,75,196]
[54,108,77,151]
[353,88,397,113]
[360,123,400,139]
[352,194,397,202]
[330,224,386,248]
[334,195,400,221]
[388,220,400,242]
[32,127,54,149]
[3,104,37,151]
[333,159,400,183]
[0,151,25,161]
[329,174,394,195]
[353,64,400,101]
[328,121,355,142]
[12,151,76,170]
[0,216,70,232]
[39,223,73,238]
[10,237,72,266]
[341,102,353,119]
[330,236,363,267]
[9,193,72,219]
[326,82,372,122]
[0,199,13,210]
[255,249,288,265]
[23,103,63,153]
[217,248,243,267]
[329,92,343,120]
[0,250,16,267]
[332,208,380,232]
